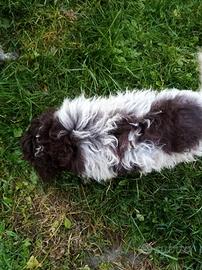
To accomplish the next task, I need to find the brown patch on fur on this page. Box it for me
[113,116,138,157]
[21,110,84,181]
[140,96,202,153]
[113,116,145,174]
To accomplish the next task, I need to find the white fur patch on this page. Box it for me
[121,139,202,174]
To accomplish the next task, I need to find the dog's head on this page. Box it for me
[21,110,83,181]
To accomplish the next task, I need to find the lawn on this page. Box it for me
[0,0,202,269]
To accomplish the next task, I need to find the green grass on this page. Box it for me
[0,0,202,269]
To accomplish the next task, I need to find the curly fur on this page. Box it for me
[21,110,84,181]
[21,53,202,182]
[140,95,202,153]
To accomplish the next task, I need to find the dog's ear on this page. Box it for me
[48,122,84,175]
[48,122,78,169]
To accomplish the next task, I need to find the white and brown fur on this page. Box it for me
[21,53,202,182]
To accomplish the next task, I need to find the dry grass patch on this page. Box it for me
[10,187,156,269]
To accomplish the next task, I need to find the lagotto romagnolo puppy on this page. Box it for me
[21,53,202,183]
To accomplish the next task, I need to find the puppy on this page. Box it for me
[21,53,202,182]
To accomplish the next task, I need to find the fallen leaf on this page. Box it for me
[64,217,72,229]
[26,256,42,269]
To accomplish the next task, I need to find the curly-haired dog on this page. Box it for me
[21,53,202,182]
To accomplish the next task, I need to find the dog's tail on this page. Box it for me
[198,52,202,91]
